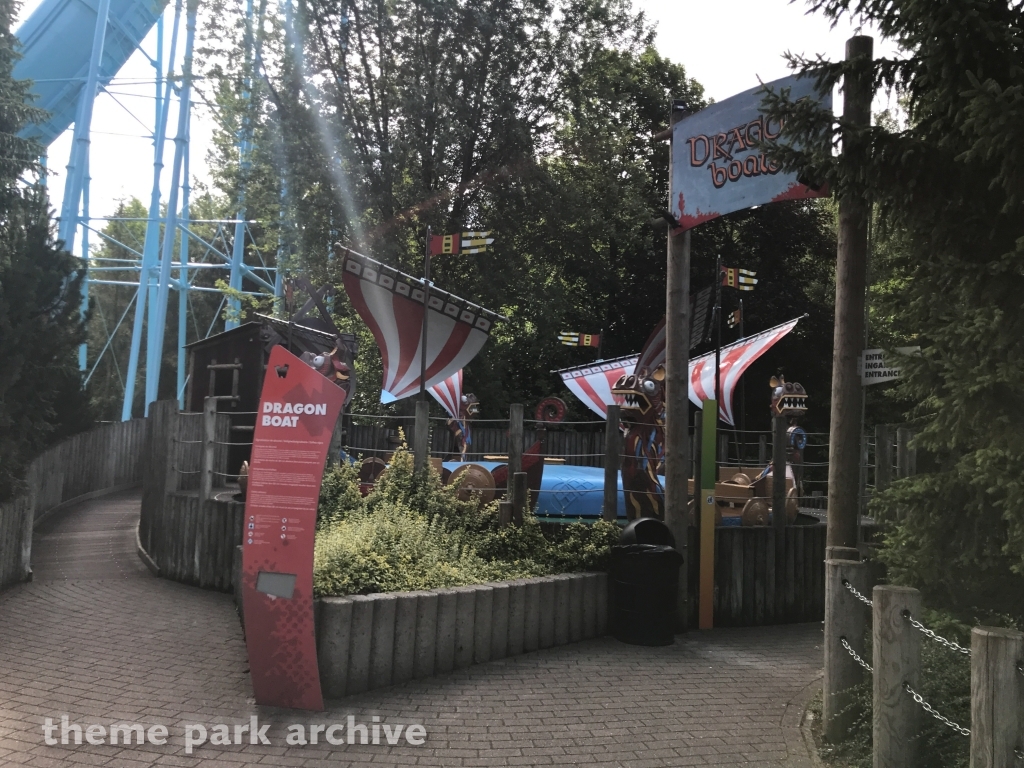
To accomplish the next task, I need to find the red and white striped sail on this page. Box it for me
[557,354,639,419]
[339,249,503,403]
[688,318,799,424]
[428,370,463,420]
[557,318,800,423]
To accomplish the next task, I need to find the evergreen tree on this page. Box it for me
[0,0,91,499]
[764,0,1024,620]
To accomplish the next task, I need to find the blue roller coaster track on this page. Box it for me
[14,0,282,420]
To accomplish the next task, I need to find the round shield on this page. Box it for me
[448,463,496,503]
[359,457,387,484]
[741,498,770,526]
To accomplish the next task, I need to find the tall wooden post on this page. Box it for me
[413,400,429,472]
[827,35,873,550]
[823,558,870,742]
[970,626,1023,768]
[508,404,524,484]
[512,472,527,526]
[873,584,921,768]
[200,396,216,502]
[772,414,787,529]
[698,401,717,630]
[603,405,621,521]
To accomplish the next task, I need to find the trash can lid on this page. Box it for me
[619,517,675,547]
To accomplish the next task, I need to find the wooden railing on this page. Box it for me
[0,418,148,589]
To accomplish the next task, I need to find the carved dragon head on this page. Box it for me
[612,366,666,423]
[770,375,807,418]
[460,393,480,421]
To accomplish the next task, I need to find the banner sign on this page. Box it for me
[670,74,832,231]
[242,345,346,711]
[860,347,920,385]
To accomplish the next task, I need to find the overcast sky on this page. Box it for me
[17,0,899,255]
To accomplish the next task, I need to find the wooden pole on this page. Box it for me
[827,35,874,550]
[758,434,767,466]
[698,400,717,630]
[772,414,787,530]
[970,626,1024,768]
[512,472,527,526]
[875,424,892,493]
[873,584,921,768]
[823,558,870,742]
[200,396,216,503]
[508,403,523,486]
[664,99,691,632]
[603,404,621,522]
[413,400,429,472]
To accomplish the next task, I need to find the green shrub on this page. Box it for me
[313,446,620,596]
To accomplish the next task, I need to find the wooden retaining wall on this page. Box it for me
[0,418,148,589]
[148,492,245,590]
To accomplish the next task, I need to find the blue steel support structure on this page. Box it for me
[16,0,280,420]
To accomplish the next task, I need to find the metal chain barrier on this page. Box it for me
[902,610,971,656]
[840,636,873,673]
[842,579,874,607]
[902,682,971,737]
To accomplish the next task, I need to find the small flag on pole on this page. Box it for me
[429,231,495,255]
[727,308,742,329]
[721,266,757,291]
[461,231,494,254]
[558,332,600,348]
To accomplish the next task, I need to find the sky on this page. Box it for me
[16,0,900,256]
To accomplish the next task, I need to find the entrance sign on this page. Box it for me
[860,347,920,385]
[242,345,346,710]
[670,74,832,231]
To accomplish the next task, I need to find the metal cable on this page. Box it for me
[903,683,970,737]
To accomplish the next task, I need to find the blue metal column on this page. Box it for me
[177,141,191,407]
[57,0,110,246]
[77,154,90,371]
[226,0,255,330]
[147,0,195,410]
[121,3,182,420]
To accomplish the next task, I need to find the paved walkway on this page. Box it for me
[0,491,824,767]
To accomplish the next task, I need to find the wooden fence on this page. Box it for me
[689,523,827,627]
[0,418,148,589]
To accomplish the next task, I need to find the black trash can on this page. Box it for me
[610,519,683,646]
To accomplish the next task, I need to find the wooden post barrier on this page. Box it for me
[824,558,870,742]
[511,472,527,526]
[603,405,621,522]
[413,400,429,473]
[200,397,216,503]
[772,414,787,529]
[970,626,1024,768]
[508,404,524,484]
[497,501,512,528]
[873,584,922,768]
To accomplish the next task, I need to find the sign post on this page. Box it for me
[241,345,347,710]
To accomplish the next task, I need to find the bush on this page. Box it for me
[313,446,620,596]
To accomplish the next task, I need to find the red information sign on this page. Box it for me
[242,345,345,710]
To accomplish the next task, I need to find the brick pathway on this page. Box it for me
[0,491,824,767]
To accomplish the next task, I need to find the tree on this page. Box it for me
[0,0,91,498]
[764,0,1024,620]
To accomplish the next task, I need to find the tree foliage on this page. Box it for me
[196,0,839,432]
[764,0,1024,620]
[0,0,91,499]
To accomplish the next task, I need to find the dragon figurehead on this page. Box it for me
[769,375,809,488]
[613,320,668,520]
[612,366,666,425]
[448,393,480,460]
[301,341,357,407]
